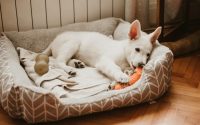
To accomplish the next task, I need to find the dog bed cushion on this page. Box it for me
[4,17,119,53]
[0,18,173,123]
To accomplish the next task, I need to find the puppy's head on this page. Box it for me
[125,20,162,69]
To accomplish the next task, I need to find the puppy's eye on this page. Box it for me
[147,53,150,57]
[135,48,140,52]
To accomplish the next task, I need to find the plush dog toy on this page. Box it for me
[112,67,143,90]
[34,54,49,75]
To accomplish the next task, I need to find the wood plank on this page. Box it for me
[16,0,32,31]
[46,0,60,28]
[88,0,100,21]
[165,93,200,108]
[113,0,125,19]
[176,56,191,76]
[172,57,182,73]
[177,110,200,125]
[191,56,200,87]
[60,0,74,25]
[74,0,87,22]
[0,0,18,31]
[31,0,47,29]
[183,55,199,79]
[132,103,160,124]
[100,0,112,19]
[151,102,171,125]
[170,84,200,98]
[162,108,184,125]
[128,104,149,123]
[169,103,200,114]
[171,78,194,88]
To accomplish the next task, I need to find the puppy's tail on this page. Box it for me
[42,44,52,56]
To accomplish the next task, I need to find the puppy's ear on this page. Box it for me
[150,27,162,44]
[129,20,141,40]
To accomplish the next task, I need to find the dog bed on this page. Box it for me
[0,18,173,123]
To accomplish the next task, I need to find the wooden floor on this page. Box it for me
[0,51,200,125]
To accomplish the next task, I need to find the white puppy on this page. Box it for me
[43,20,161,83]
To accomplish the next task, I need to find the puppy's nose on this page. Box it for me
[138,63,145,67]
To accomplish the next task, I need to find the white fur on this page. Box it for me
[43,20,161,83]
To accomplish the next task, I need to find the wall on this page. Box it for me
[0,0,133,32]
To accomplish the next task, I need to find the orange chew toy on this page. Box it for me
[113,67,143,90]
[129,67,142,85]
[114,83,129,90]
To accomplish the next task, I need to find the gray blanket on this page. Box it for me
[18,47,110,98]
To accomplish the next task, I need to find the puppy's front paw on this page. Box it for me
[108,81,117,90]
[115,73,129,83]
[124,69,134,76]
[68,70,76,77]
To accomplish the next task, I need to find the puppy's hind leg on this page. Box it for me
[55,41,80,76]
[42,44,52,56]
[68,59,86,68]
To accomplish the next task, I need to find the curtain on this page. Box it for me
[125,0,183,29]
